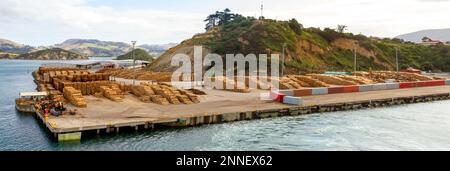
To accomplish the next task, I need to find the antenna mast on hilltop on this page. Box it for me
[260,1,264,19]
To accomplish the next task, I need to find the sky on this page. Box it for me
[1,0,450,46]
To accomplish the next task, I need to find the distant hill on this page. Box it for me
[53,39,176,57]
[0,38,35,54]
[54,39,132,57]
[15,48,88,60]
[117,49,155,62]
[396,28,450,43]
[0,52,19,59]
[0,38,175,57]
[150,16,450,73]
[138,43,177,56]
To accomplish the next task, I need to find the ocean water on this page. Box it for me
[1,59,450,151]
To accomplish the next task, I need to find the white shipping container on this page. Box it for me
[311,88,328,95]
[283,96,304,105]
[373,84,388,91]
[358,85,374,92]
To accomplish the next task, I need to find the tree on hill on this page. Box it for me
[204,8,240,30]
[337,25,348,33]
[288,18,303,35]
[117,49,154,62]
[204,14,219,30]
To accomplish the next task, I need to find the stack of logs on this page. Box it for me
[99,84,124,102]
[206,76,251,93]
[353,71,438,83]
[307,74,358,85]
[63,87,87,108]
[55,80,112,95]
[96,68,173,82]
[126,82,200,105]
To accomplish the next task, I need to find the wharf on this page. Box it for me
[36,86,450,141]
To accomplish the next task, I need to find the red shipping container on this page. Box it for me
[342,86,359,93]
[270,91,286,103]
[435,80,446,86]
[328,87,345,94]
[417,81,427,87]
[420,80,445,87]
[293,89,312,97]
[399,82,417,89]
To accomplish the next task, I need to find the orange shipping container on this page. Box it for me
[293,89,312,97]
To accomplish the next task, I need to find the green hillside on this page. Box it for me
[150,12,450,73]
[117,49,155,62]
[206,17,450,73]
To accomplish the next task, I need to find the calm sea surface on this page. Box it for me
[1,58,450,151]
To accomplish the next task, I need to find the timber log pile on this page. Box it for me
[99,85,124,102]
[96,68,173,82]
[138,82,200,105]
[353,71,439,83]
[32,66,206,108]
[63,87,87,108]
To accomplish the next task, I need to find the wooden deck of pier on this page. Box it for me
[37,86,450,141]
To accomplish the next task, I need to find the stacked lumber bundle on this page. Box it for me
[129,85,158,103]
[308,74,358,85]
[62,81,111,95]
[207,76,251,93]
[42,73,51,83]
[130,85,155,97]
[150,95,170,105]
[204,76,276,90]
[32,71,40,82]
[144,83,200,105]
[280,77,303,89]
[37,67,91,84]
[336,75,374,85]
[130,83,200,105]
[55,73,110,82]
[176,95,193,104]
[51,94,65,102]
[48,90,62,96]
[96,68,173,82]
[52,78,64,91]
[118,84,133,92]
[353,71,436,83]
[187,89,207,95]
[286,76,309,87]
[38,67,83,75]
[63,87,87,108]
[137,73,173,82]
[37,84,57,92]
[178,89,200,103]
[138,96,151,103]
[99,85,124,102]
[155,87,181,104]
[283,75,330,88]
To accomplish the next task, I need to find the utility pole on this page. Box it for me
[131,41,137,66]
[395,48,399,72]
[353,47,357,72]
[281,43,287,77]
[131,41,137,85]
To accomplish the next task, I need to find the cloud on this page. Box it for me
[0,0,450,46]
[0,0,205,46]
